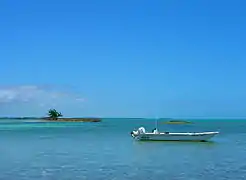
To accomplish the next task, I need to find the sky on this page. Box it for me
[0,0,246,118]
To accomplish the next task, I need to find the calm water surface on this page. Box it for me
[0,118,246,180]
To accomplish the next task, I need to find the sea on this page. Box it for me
[0,118,246,180]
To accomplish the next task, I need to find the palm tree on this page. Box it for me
[48,109,63,120]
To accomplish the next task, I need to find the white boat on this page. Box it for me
[130,127,219,141]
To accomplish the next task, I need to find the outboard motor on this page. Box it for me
[138,127,146,134]
[130,131,135,137]
[131,127,146,138]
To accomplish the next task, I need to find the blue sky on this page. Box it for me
[0,0,246,118]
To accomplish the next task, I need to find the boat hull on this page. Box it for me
[133,132,219,141]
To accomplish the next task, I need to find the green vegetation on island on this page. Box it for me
[163,120,192,124]
[47,109,63,120]
[43,109,101,122]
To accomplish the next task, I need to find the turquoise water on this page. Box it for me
[0,118,246,180]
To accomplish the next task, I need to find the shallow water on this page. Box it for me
[0,118,245,180]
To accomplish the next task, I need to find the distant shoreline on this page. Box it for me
[42,117,101,122]
[0,117,102,122]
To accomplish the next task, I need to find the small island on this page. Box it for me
[0,109,102,122]
[163,120,192,124]
[42,109,101,122]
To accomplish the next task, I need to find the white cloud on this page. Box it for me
[0,85,84,107]
[75,98,85,102]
